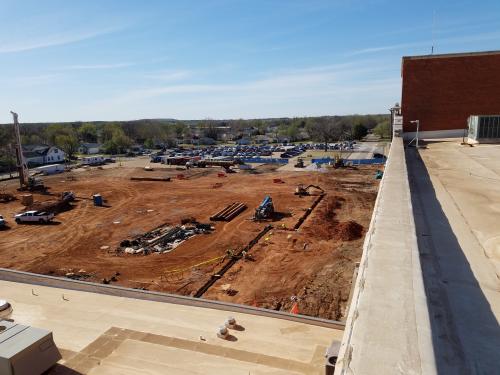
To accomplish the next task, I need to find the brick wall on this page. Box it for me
[402,52,500,133]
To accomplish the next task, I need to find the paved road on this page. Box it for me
[346,142,383,160]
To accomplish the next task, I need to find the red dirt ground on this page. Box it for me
[0,160,379,319]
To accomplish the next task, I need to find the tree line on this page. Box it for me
[0,114,389,172]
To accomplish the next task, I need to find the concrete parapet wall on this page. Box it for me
[334,138,436,374]
[0,268,345,330]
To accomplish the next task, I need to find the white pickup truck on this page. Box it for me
[15,210,54,224]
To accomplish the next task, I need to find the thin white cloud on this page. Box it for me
[11,74,60,86]
[60,62,135,70]
[100,62,399,108]
[346,41,426,56]
[0,27,118,54]
[347,30,500,56]
[145,70,192,82]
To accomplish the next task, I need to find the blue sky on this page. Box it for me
[1,0,500,122]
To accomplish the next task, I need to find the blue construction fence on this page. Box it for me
[312,157,386,165]
[240,157,289,164]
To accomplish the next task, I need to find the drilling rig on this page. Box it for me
[253,195,274,220]
[10,111,45,191]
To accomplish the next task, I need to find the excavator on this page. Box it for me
[330,148,344,169]
[10,111,46,192]
[294,184,324,196]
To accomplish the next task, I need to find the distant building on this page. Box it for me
[401,50,500,139]
[197,137,216,145]
[236,138,251,145]
[78,143,101,155]
[22,145,65,166]
[254,135,273,144]
[216,126,233,141]
[277,136,290,144]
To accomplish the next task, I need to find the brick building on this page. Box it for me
[401,50,500,138]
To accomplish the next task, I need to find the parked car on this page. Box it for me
[0,215,5,228]
[15,211,54,224]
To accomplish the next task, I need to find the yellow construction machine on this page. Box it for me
[295,184,324,196]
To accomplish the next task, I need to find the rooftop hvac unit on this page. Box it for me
[0,321,61,375]
[467,115,500,144]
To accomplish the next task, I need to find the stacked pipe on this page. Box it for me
[210,202,247,221]
[130,176,171,182]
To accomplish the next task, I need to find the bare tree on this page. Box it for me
[306,117,338,151]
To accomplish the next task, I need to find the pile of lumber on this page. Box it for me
[210,202,247,222]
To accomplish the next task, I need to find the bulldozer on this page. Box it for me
[25,176,46,192]
[295,184,324,196]
[294,158,305,168]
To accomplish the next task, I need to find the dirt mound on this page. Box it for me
[334,220,364,241]
[306,196,347,240]
[26,199,73,214]
[321,196,344,221]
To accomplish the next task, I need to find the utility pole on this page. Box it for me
[10,111,29,189]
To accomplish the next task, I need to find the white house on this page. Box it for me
[78,143,101,155]
[23,145,65,166]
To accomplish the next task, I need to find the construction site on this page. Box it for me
[0,139,380,321]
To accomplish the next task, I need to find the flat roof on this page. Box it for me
[411,139,500,373]
[0,276,343,374]
[403,49,500,61]
[335,138,500,374]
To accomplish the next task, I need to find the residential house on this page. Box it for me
[196,137,216,145]
[277,136,291,144]
[254,135,273,144]
[78,143,101,155]
[236,138,251,145]
[22,145,65,166]
[242,127,258,137]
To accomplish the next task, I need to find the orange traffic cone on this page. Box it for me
[290,302,299,314]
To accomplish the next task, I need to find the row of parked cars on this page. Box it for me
[150,143,313,162]
[148,141,359,163]
[309,141,356,150]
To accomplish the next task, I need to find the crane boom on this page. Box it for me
[10,111,29,188]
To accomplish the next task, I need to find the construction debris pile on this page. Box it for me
[24,191,75,214]
[0,193,16,203]
[118,221,214,255]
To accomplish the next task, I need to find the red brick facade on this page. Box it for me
[401,51,500,133]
